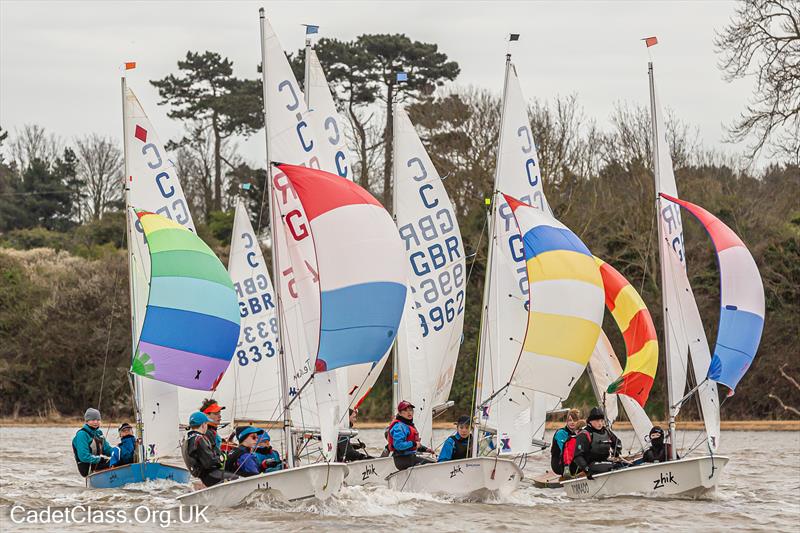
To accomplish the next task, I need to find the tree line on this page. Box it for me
[0,0,797,421]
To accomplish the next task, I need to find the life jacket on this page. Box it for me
[181,431,210,478]
[387,418,419,453]
[72,426,106,477]
[447,434,471,460]
[562,430,590,467]
[224,446,247,473]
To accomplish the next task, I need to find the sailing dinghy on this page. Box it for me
[87,78,203,489]
[563,55,764,499]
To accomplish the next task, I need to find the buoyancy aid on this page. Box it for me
[562,430,588,467]
[73,426,106,477]
[448,434,470,460]
[224,446,246,472]
[387,418,419,453]
[181,431,210,477]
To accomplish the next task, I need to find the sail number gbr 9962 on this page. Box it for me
[397,157,465,337]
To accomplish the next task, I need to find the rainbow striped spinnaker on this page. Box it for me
[594,257,658,407]
[132,210,240,390]
[504,193,605,400]
[660,193,765,391]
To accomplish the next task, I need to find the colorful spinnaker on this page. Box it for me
[132,210,240,390]
[660,194,765,391]
[276,163,407,372]
[503,193,605,400]
[594,257,658,407]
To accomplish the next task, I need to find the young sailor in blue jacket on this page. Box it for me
[109,422,137,467]
[72,408,113,477]
[438,416,473,462]
[254,432,283,473]
[388,401,436,470]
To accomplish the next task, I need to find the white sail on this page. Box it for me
[123,84,190,460]
[206,200,282,424]
[393,105,466,446]
[478,60,560,455]
[306,46,390,422]
[649,66,720,451]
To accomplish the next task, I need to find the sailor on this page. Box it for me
[72,407,113,477]
[437,415,472,462]
[254,431,283,473]
[570,407,622,479]
[229,427,266,477]
[337,408,371,462]
[550,408,581,475]
[182,411,237,487]
[643,426,676,463]
[199,399,224,452]
[109,422,137,467]
[387,400,436,470]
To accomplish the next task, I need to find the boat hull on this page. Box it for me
[562,455,729,499]
[175,463,348,508]
[386,457,522,501]
[86,462,190,489]
[344,456,397,486]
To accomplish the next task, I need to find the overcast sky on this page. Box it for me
[0,1,753,164]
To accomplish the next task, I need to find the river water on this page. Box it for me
[1,427,798,532]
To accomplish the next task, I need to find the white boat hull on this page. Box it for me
[344,456,397,486]
[386,457,523,501]
[176,463,348,508]
[562,455,729,499]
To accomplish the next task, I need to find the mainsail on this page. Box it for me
[212,199,282,423]
[660,194,765,391]
[649,62,720,452]
[393,104,466,446]
[132,210,240,389]
[123,81,194,460]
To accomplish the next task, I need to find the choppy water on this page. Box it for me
[1,427,798,532]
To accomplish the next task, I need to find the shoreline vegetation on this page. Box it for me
[1,417,797,431]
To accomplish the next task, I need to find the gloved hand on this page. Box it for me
[98,455,111,461]
[584,469,594,481]
[352,440,366,450]
[418,445,432,454]
[261,459,279,469]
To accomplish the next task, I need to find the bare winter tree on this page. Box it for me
[715,0,800,164]
[74,134,122,220]
[9,124,62,172]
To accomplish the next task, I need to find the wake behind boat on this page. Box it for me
[386,457,522,501]
[562,456,729,499]
[176,463,348,507]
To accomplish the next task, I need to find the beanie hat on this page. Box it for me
[84,408,101,421]
[587,407,605,422]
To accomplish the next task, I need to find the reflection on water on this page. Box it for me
[1,427,798,532]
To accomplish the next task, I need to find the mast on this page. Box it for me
[391,102,400,412]
[259,8,294,468]
[471,53,513,457]
[303,30,312,108]
[648,61,677,460]
[121,75,146,465]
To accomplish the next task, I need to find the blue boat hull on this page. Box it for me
[86,462,190,489]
